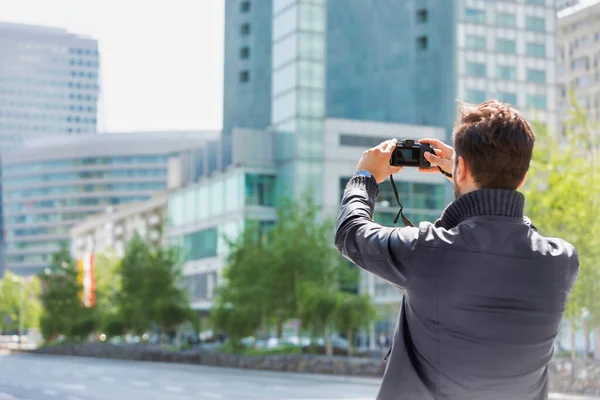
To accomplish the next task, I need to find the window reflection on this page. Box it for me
[183,228,218,262]
[245,174,276,206]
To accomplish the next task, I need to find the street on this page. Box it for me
[0,352,598,400]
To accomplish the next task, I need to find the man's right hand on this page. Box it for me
[418,138,454,180]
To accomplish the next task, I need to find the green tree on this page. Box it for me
[117,235,154,334]
[0,272,42,334]
[117,234,192,340]
[148,246,192,343]
[299,284,340,356]
[93,249,121,322]
[213,197,358,351]
[38,244,85,340]
[523,96,600,359]
[336,293,376,356]
[267,196,342,337]
[211,222,267,344]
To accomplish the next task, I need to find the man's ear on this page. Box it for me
[455,156,467,182]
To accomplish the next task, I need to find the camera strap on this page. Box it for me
[389,174,414,227]
[389,166,451,227]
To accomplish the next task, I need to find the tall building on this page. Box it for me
[0,22,100,149]
[222,0,273,136]
[223,0,557,202]
[557,0,581,11]
[557,0,600,131]
[2,131,217,275]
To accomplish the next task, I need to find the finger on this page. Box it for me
[383,139,397,153]
[419,138,446,149]
[424,151,441,165]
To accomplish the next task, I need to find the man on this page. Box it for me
[335,101,578,400]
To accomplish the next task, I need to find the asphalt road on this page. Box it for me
[0,352,597,400]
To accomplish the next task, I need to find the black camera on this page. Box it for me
[389,139,434,168]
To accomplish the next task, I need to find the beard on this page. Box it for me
[453,174,462,199]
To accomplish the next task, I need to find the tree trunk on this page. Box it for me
[347,329,353,357]
[584,319,590,359]
[570,319,577,360]
[325,325,332,356]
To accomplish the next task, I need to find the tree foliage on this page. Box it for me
[522,95,600,357]
[38,244,88,340]
[117,234,192,338]
[212,198,376,353]
[0,271,42,334]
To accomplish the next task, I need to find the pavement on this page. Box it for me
[0,352,598,400]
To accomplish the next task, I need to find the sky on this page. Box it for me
[0,0,224,132]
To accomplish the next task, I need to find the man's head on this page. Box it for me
[452,100,535,198]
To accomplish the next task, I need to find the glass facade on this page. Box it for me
[183,228,218,262]
[0,26,99,151]
[3,154,170,272]
[272,0,326,202]
[326,1,457,137]
[167,171,276,228]
[222,0,273,136]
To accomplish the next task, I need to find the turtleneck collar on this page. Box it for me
[435,189,525,230]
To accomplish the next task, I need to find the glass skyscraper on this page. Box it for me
[223,0,557,202]
[0,22,100,149]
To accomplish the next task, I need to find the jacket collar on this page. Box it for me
[435,189,525,230]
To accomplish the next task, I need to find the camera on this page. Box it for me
[389,139,434,168]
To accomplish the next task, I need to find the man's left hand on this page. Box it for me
[356,139,403,183]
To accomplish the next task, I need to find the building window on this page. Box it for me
[245,174,276,207]
[466,35,486,51]
[496,39,516,54]
[465,8,486,23]
[526,42,546,57]
[525,16,545,32]
[527,69,546,83]
[498,92,517,105]
[239,70,250,83]
[416,9,428,24]
[240,23,251,36]
[465,89,487,104]
[571,56,589,70]
[240,46,250,59]
[466,62,486,77]
[416,36,428,51]
[183,228,218,262]
[497,65,517,80]
[240,1,251,12]
[496,12,516,28]
[527,95,547,110]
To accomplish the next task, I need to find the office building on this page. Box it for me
[168,0,559,343]
[557,0,581,10]
[557,0,600,132]
[2,131,218,275]
[167,121,446,333]
[0,22,100,149]
[70,192,167,260]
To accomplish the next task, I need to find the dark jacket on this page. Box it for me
[335,175,579,400]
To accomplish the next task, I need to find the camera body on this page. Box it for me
[389,139,434,168]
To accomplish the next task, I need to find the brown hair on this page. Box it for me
[453,100,535,190]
